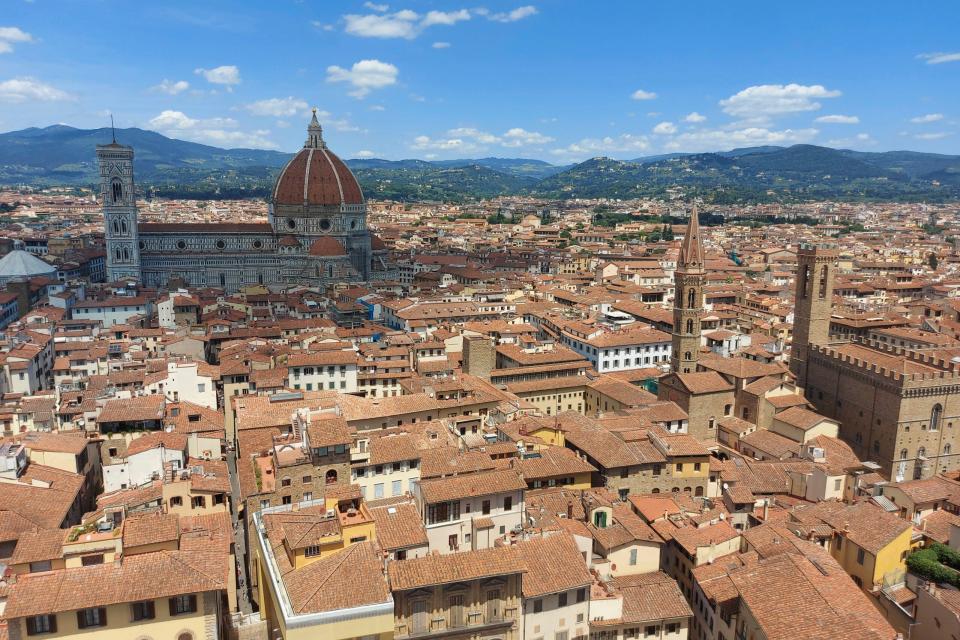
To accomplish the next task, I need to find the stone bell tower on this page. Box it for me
[671,206,705,374]
[97,130,141,282]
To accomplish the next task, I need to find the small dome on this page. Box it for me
[0,250,57,282]
[308,237,347,257]
[273,112,364,208]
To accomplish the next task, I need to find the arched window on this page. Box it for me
[122,248,129,260]
[671,487,679,493]
[112,219,120,234]
[687,288,696,308]
[651,488,660,494]
[818,264,829,299]
[931,404,943,432]
[686,319,694,334]
[945,444,952,455]
[695,486,704,497]
[327,264,334,278]
[111,178,123,203]
[325,469,338,484]
[918,447,926,458]
[315,265,321,277]
[901,449,908,460]
[120,218,128,234]
[114,248,121,261]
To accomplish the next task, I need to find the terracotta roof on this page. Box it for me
[517,533,592,597]
[369,501,428,551]
[599,572,692,625]
[280,540,388,614]
[123,511,181,548]
[308,237,348,257]
[418,468,525,504]
[5,550,228,618]
[389,544,526,590]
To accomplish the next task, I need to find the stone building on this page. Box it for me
[792,244,960,480]
[98,111,391,291]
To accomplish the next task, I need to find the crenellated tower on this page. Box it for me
[671,206,705,374]
[97,135,141,282]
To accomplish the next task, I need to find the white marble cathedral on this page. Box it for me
[97,112,391,291]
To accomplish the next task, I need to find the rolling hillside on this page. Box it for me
[1,125,959,202]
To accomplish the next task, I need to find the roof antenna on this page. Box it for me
[110,114,116,144]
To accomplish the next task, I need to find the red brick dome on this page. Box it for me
[273,112,364,207]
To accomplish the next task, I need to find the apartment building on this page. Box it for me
[416,468,526,553]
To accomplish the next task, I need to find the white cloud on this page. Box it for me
[501,127,554,147]
[363,2,389,10]
[826,132,875,148]
[432,41,451,49]
[343,8,469,39]
[911,113,944,124]
[0,77,74,103]
[193,64,240,91]
[684,112,706,123]
[422,9,470,27]
[917,52,960,65]
[550,134,651,158]
[355,149,377,158]
[242,96,308,117]
[653,121,677,135]
[661,126,819,152]
[327,59,399,99]
[815,114,859,124]
[412,126,553,152]
[915,131,953,140]
[631,89,657,101]
[194,65,241,86]
[147,109,277,149]
[0,26,33,54]
[369,104,386,111]
[151,79,190,95]
[311,21,335,31]
[488,6,538,22]
[719,83,841,119]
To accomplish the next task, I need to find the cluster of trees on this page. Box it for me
[907,543,960,585]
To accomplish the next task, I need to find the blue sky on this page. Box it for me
[1,0,959,162]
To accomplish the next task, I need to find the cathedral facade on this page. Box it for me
[97,112,390,291]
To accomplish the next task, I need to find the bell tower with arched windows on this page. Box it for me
[789,243,838,391]
[671,206,705,374]
[97,137,141,282]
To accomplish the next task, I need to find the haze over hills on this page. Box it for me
[1,125,959,202]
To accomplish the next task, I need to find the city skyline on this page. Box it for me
[1,0,959,160]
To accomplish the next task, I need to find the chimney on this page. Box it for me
[567,501,574,519]
[762,501,769,521]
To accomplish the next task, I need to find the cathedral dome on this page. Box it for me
[273,111,364,208]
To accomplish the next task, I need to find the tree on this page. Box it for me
[929,253,939,271]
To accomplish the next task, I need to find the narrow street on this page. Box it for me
[227,448,254,615]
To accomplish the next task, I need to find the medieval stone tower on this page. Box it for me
[97,138,141,282]
[789,243,838,390]
[671,206,705,374]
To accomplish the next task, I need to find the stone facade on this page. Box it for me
[100,114,391,293]
[789,244,838,390]
[672,208,705,374]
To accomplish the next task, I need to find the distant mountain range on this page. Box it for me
[2,125,959,203]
